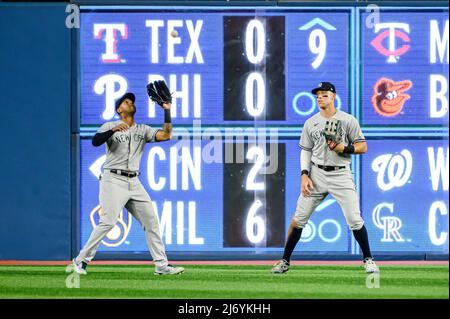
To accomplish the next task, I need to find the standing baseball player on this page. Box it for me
[272,82,379,274]
[72,81,184,276]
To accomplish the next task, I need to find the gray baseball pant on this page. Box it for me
[75,170,168,268]
[293,164,364,230]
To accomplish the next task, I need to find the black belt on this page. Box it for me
[109,169,139,178]
[312,161,346,172]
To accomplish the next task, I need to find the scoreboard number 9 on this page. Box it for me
[309,28,327,69]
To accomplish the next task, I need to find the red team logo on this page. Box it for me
[371,78,412,117]
[370,23,410,63]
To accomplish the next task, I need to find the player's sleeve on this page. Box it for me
[92,122,115,147]
[97,122,113,133]
[299,121,313,152]
[347,116,365,144]
[145,125,160,143]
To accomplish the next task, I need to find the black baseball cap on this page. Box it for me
[115,92,135,110]
[311,82,336,95]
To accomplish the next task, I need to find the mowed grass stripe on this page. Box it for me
[0,273,446,288]
[0,265,447,299]
[0,285,446,299]
[1,267,447,285]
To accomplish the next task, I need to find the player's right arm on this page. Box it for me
[299,120,314,196]
[300,150,314,196]
[92,122,128,147]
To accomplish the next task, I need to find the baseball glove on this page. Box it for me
[146,80,172,106]
[324,118,342,150]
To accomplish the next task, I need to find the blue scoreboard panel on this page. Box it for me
[79,7,448,255]
[360,10,448,126]
[80,9,350,125]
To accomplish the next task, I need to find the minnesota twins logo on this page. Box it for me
[89,205,132,247]
[371,78,412,117]
[370,23,410,63]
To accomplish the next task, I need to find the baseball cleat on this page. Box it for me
[271,259,290,274]
[72,259,88,275]
[363,258,379,273]
[154,264,185,275]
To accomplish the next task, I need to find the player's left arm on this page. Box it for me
[333,116,366,154]
[155,102,172,142]
[333,140,366,154]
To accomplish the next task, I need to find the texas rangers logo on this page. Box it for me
[371,78,412,117]
[372,203,405,242]
[370,23,410,63]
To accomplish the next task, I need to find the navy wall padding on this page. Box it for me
[0,4,72,260]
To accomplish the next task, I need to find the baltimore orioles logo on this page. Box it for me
[371,78,412,117]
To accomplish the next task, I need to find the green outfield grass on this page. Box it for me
[0,264,448,299]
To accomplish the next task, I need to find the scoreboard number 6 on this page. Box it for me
[246,200,265,244]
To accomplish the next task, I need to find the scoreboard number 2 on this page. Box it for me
[245,146,265,191]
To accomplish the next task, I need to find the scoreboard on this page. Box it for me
[79,7,448,256]
[81,9,351,125]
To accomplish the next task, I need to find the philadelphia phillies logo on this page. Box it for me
[371,149,413,191]
[370,23,410,63]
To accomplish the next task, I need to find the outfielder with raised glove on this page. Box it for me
[72,83,184,276]
[272,82,378,275]
[147,80,173,124]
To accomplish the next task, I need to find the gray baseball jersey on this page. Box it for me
[299,110,365,166]
[293,110,366,231]
[98,121,160,172]
[76,120,169,268]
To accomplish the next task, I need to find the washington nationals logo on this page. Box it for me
[372,203,405,242]
[370,23,410,63]
[371,149,413,191]
[371,78,412,117]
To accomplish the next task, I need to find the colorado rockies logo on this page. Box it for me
[372,202,405,242]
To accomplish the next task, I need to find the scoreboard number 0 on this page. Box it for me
[245,19,266,117]
[245,19,265,63]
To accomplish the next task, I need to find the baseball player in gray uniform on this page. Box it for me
[272,82,379,274]
[72,90,184,276]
